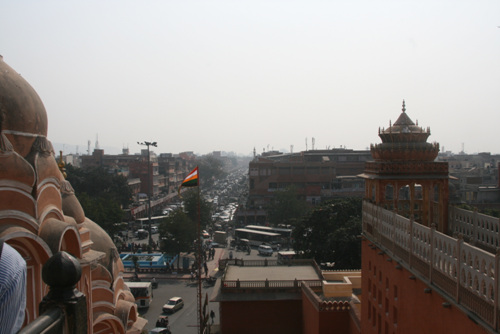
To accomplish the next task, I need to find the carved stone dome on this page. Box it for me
[371,101,439,162]
[0,56,48,156]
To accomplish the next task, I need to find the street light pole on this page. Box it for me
[137,141,157,251]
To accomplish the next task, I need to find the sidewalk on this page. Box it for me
[123,247,227,281]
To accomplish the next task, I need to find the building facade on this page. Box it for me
[213,259,362,334]
[239,149,370,225]
[360,102,496,334]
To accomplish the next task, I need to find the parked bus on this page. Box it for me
[234,228,280,248]
[244,225,293,246]
[125,282,153,309]
[244,225,292,238]
[134,215,168,229]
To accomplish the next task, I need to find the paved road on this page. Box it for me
[127,241,282,333]
[140,279,218,333]
[131,246,227,333]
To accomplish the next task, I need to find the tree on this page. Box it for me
[182,189,212,229]
[159,209,197,267]
[292,197,362,269]
[65,164,132,236]
[267,186,310,227]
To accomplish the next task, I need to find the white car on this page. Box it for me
[163,297,184,313]
[258,244,273,256]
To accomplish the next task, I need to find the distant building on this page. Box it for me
[238,148,370,225]
[437,153,500,206]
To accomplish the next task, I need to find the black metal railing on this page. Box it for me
[19,251,87,334]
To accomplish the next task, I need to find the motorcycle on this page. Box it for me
[203,276,216,287]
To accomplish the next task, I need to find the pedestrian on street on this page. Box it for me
[210,310,215,324]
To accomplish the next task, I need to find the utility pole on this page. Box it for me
[137,141,157,250]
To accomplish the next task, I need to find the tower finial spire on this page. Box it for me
[402,100,406,113]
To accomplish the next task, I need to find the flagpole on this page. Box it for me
[196,168,203,334]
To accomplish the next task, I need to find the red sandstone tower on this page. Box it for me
[359,100,449,232]
[360,102,489,334]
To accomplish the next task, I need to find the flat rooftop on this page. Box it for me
[211,262,323,302]
[225,265,321,281]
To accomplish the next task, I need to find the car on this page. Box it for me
[151,226,159,234]
[207,241,220,248]
[163,297,184,313]
[149,328,171,334]
[258,244,273,256]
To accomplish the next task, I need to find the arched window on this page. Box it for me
[414,184,423,200]
[399,185,410,200]
[385,184,394,200]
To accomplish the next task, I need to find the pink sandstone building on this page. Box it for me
[0,56,146,333]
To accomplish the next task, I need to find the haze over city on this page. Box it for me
[1,1,499,156]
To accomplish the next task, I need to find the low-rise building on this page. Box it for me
[212,259,361,334]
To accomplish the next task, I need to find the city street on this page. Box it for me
[140,279,218,333]
[130,241,282,333]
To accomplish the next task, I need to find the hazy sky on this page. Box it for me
[1,1,499,156]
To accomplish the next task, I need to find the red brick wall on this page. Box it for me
[361,239,490,334]
[302,289,359,334]
[302,291,320,334]
[220,299,302,334]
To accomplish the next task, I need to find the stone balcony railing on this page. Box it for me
[219,258,324,293]
[363,200,500,331]
[448,205,500,252]
[221,278,323,290]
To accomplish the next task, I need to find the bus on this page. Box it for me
[234,228,280,248]
[125,282,153,309]
[244,225,293,246]
[245,225,293,238]
[134,215,168,229]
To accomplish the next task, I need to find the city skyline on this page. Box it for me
[1,1,499,156]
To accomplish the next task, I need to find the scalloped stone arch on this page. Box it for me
[0,213,39,235]
[114,299,138,330]
[0,187,36,216]
[38,217,81,258]
[92,287,115,315]
[36,183,63,217]
[0,231,52,325]
[93,313,126,334]
[38,204,64,226]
